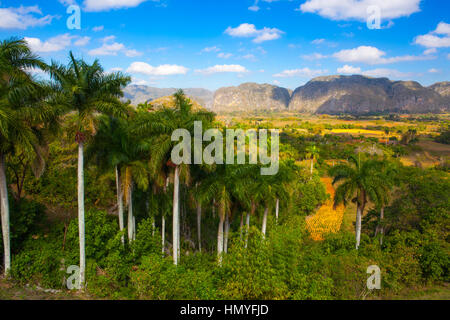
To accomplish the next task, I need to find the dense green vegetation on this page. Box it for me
[0,38,449,300]
[436,130,450,145]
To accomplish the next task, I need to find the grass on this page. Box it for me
[1,277,448,300]
[373,284,450,300]
[400,138,450,168]
[0,278,81,300]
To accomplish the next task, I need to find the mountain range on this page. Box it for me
[123,75,450,115]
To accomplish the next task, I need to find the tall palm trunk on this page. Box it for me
[133,216,136,241]
[246,202,256,245]
[245,212,251,248]
[77,142,86,288]
[162,177,169,256]
[224,214,230,253]
[239,213,244,240]
[261,207,269,237]
[378,207,385,245]
[197,203,202,252]
[115,166,125,244]
[275,198,279,225]
[355,205,362,250]
[161,215,165,255]
[0,153,11,275]
[178,199,181,261]
[127,182,134,243]
[172,166,180,265]
[152,218,155,237]
[217,208,225,265]
[147,194,154,237]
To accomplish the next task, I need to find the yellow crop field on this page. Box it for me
[306,177,345,241]
[328,129,384,136]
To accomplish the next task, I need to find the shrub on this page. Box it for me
[219,228,289,300]
[11,226,65,288]
[64,209,119,267]
[131,253,218,300]
[9,198,46,251]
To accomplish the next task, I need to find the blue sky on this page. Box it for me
[0,0,449,90]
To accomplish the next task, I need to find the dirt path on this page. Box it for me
[0,278,86,300]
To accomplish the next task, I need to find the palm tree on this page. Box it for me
[254,176,275,238]
[123,159,150,242]
[384,128,390,145]
[133,90,214,265]
[199,164,241,265]
[374,161,398,245]
[247,162,293,238]
[232,164,259,248]
[271,160,295,225]
[48,52,130,287]
[0,38,56,275]
[305,145,319,175]
[86,115,130,243]
[329,155,385,249]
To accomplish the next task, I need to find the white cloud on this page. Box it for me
[225,23,284,43]
[333,46,385,64]
[130,78,150,86]
[362,68,413,78]
[428,68,439,73]
[83,0,157,12]
[242,54,256,60]
[337,64,414,79]
[195,64,248,75]
[89,42,125,56]
[92,25,105,32]
[108,67,124,73]
[337,65,362,74]
[25,34,88,53]
[202,46,220,53]
[125,49,143,57]
[434,22,450,36]
[74,36,91,47]
[423,48,437,55]
[333,46,432,65]
[225,23,259,37]
[248,0,281,12]
[273,68,327,78]
[89,36,141,57]
[448,53,450,60]
[218,52,232,59]
[273,80,281,86]
[127,62,188,76]
[311,38,325,45]
[415,34,450,48]
[0,5,55,29]
[102,35,117,43]
[299,0,421,21]
[302,53,328,60]
[415,22,450,48]
[58,0,77,5]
